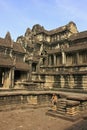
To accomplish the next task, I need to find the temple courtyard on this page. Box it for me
[0,107,87,130]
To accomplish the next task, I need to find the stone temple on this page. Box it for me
[0,21,87,120]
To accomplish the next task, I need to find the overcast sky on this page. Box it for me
[0,0,87,41]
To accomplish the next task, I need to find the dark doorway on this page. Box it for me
[14,70,21,81]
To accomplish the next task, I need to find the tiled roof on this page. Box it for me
[35,25,67,36]
[65,43,87,52]
[13,42,25,53]
[0,38,12,48]
[0,53,29,71]
[15,61,29,71]
[47,26,67,35]
[34,21,77,36]
[0,54,13,67]
[69,31,87,41]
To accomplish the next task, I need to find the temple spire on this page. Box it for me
[5,31,12,43]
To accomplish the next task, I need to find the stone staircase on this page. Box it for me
[46,98,81,121]
[57,99,66,115]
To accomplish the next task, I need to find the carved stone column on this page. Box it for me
[10,67,15,88]
[68,75,75,89]
[3,68,14,88]
[82,75,87,90]
[54,54,56,65]
[45,56,48,66]
[62,51,66,65]
[77,52,80,64]
[60,75,65,88]
[48,55,51,65]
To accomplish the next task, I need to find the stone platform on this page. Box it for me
[46,109,81,122]
[0,89,87,122]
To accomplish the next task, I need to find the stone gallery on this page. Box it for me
[0,21,87,120]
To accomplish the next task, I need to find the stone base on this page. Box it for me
[0,103,51,112]
[46,109,81,122]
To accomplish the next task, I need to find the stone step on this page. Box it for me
[57,106,66,109]
[58,104,66,106]
[58,102,66,105]
[58,101,66,103]
[57,104,66,107]
[46,110,81,122]
[58,103,66,105]
[58,109,66,111]
[57,110,66,114]
[56,110,66,115]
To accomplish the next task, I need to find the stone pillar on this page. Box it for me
[62,51,66,65]
[38,75,41,80]
[82,75,87,90]
[28,60,32,80]
[64,75,69,88]
[36,64,39,73]
[10,67,15,88]
[9,69,12,88]
[3,71,9,88]
[54,54,56,65]
[48,56,49,65]
[27,71,30,81]
[60,75,65,88]
[77,52,79,64]
[68,75,75,89]
[3,69,14,89]
[56,55,58,65]
[45,56,48,66]
[48,55,51,65]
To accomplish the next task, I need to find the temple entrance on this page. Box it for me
[14,70,21,82]
[0,68,11,88]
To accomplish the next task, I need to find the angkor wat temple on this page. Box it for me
[0,21,87,90]
[0,21,87,119]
